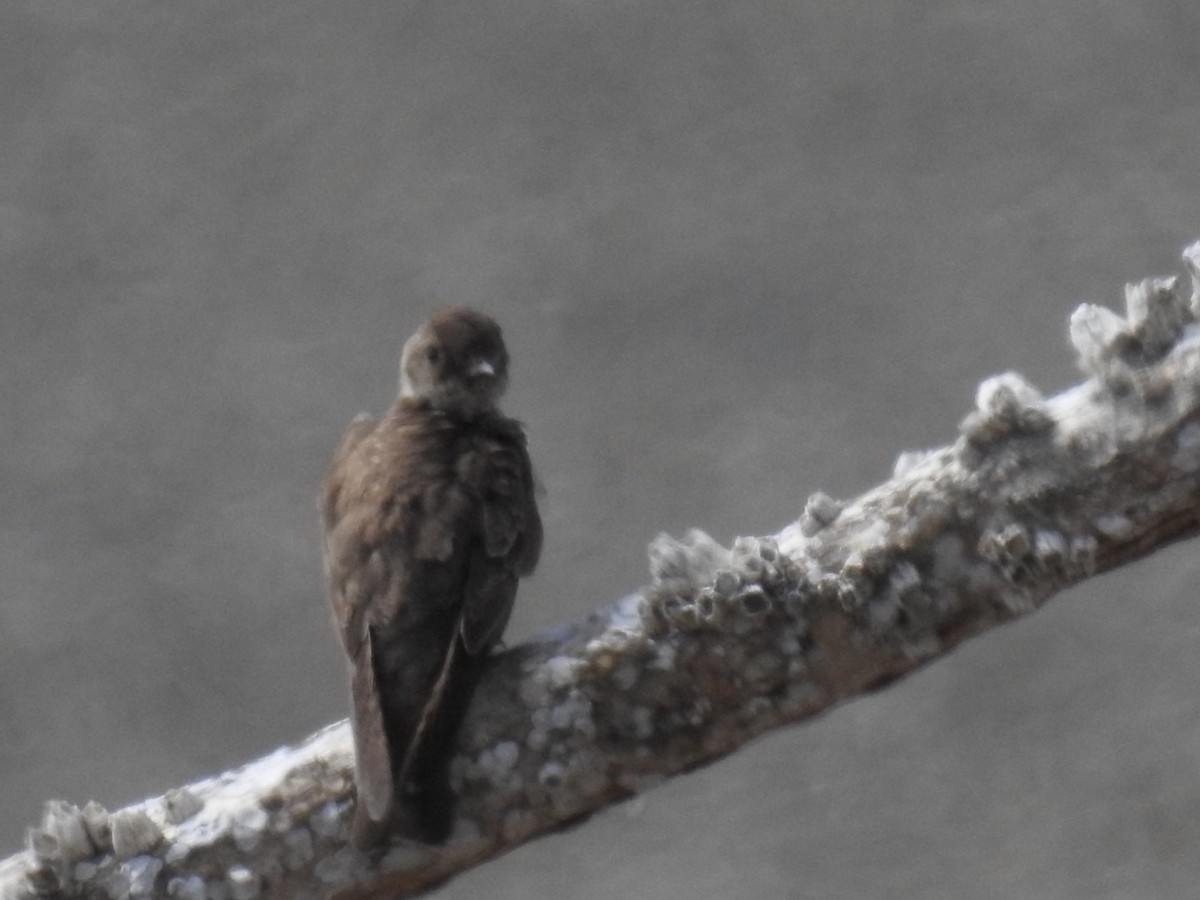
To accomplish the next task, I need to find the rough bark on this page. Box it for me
[5,243,1200,900]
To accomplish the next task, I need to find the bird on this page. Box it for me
[320,307,542,849]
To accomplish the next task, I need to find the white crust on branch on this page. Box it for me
[6,242,1200,900]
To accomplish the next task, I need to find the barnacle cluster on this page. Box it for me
[1071,248,1200,396]
[976,521,1097,612]
[958,372,1054,463]
[642,531,801,636]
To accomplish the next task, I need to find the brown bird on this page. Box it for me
[321,307,542,848]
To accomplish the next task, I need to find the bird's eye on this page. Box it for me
[425,346,441,364]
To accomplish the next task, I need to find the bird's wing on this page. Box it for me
[459,558,520,655]
[321,413,381,658]
[459,429,542,654]
[348,627,395,847]
[320,413,377,526]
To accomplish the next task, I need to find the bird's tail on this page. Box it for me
[391,632,468,844]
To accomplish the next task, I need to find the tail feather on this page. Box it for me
[391,631,474,844]
[348,632,395,850]
[393,635,462,791]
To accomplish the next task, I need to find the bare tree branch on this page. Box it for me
[6,242,1200,900]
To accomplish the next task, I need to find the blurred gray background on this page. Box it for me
[4,1,1200,897]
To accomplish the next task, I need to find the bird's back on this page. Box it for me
[322,399,537,631]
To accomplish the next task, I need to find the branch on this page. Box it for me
[7,243,1200,900]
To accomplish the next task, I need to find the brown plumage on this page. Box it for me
[321,307,541,848]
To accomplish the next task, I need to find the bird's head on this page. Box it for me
[399,307,510,415]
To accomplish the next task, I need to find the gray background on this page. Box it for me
[4,2,1200,897]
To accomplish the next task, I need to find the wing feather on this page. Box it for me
[349,630,394,828]
[459,426,541,654]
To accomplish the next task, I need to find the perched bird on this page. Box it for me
[321,307,542,848]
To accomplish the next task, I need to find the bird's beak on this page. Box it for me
[468,359,496,379]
